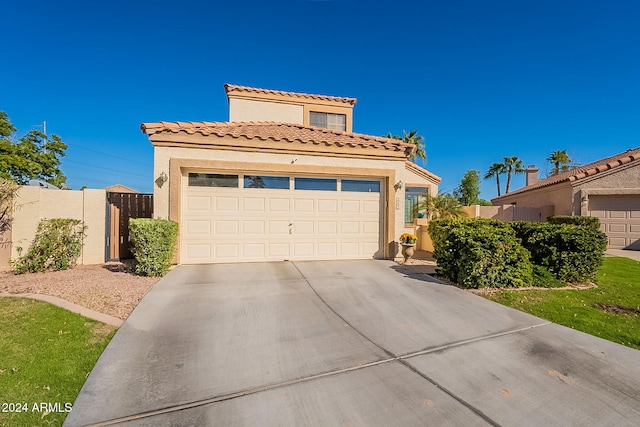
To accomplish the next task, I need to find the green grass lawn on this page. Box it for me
[483,256,640,350]
[0,297,116,426]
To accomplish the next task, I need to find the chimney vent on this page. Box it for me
[525,165,539,186]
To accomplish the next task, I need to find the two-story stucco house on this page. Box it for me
[141,84,440,264]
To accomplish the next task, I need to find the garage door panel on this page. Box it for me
[182,177,382,263]
[269,220,290,234]
[318,199,338,212]
[215,243,239,259]
[318,243,338,256]
[243,197,266,211]
[341,222,359,234]
[362,200,379,213]
[589,195,640,250]
[340,242,359,256]
[294,221,314,234]
[341,200,360,213]
[243,243,265,258]
[268,243,290,258]
[215,221,239,234]
[318,221,337,234]
[186,220,211,235]
[242,220,265,235]
[186,244,212,260]
[362,221,379,234]
[215,197,239,211]
[608,224,626,232]
[293,242,314,257]
[187,196,211,211]
[294,199,314,212]
[269,198,290,212]
[609,211,627,219]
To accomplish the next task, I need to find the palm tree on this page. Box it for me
[484,162,506,196]
[547,150,572,176]
[387,130,426,163]
[503,156,525,194]
[411,192,468,221]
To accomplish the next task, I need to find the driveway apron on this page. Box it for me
[65,260,640,426]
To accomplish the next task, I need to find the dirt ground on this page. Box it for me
[0,262,159,320]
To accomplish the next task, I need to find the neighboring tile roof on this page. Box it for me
[141,121,414,155]
[405,161,442,184]
[224,84,357,105]
[494,146,640,200]
[104,184,139,193]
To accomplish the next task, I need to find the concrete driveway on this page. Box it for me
[65,260,640,426]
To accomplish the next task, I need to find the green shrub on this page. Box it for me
[547,215,600,230]
[431,219,532,289]
[514,223,607,283]
[12,218,86,274]
[129,218,178,277]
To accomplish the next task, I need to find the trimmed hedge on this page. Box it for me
[129,218,178,277]
[429,219,532,289]
[547,215,600,230]
[12,218,86,274]
[514,222,607,283]
[430,218,608,288]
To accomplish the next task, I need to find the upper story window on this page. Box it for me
[309,112,346,131]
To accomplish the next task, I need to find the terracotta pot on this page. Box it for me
[401,243,416,261]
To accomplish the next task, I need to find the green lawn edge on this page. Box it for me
[482,256,640,350]
[0,297,116,426]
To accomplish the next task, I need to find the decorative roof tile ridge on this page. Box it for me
[224,83,357,105]
[493,146,640,199]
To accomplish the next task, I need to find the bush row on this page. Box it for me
[429,218,607,288]
[547,215,601,229]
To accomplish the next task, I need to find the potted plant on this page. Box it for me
[399,233,418,262]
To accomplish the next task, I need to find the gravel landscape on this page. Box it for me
[0,262,159,320]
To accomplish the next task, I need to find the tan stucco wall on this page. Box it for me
[492,182,573,215]
[573,161,640,215]
[226,88,355,132]
[10,187,106,266]
[153,145,437,262]
[229,98,304,124]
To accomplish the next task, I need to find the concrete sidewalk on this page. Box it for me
[606,248,640,261]
[65,260,640,426]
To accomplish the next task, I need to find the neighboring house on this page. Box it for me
[492,147,640,250]
[140,84,441,264]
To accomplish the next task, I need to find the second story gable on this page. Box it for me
[225,84,356,132]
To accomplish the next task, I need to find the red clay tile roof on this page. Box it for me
[493,146,640,200]
[140,121,414,155]
[224,84,357,105]
[405,161,442,184]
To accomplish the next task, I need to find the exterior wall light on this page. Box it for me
[155,171,168,188]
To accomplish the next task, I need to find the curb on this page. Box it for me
[0,293,123,327]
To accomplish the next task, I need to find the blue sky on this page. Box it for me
[2,0,639,197]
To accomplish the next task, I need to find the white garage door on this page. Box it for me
[181,173,383,263]
[589,195,640,250]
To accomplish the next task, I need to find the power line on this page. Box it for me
[65,142,153,167]
[63,159,150,179]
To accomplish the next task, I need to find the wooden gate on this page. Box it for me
[106,192,153,260]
